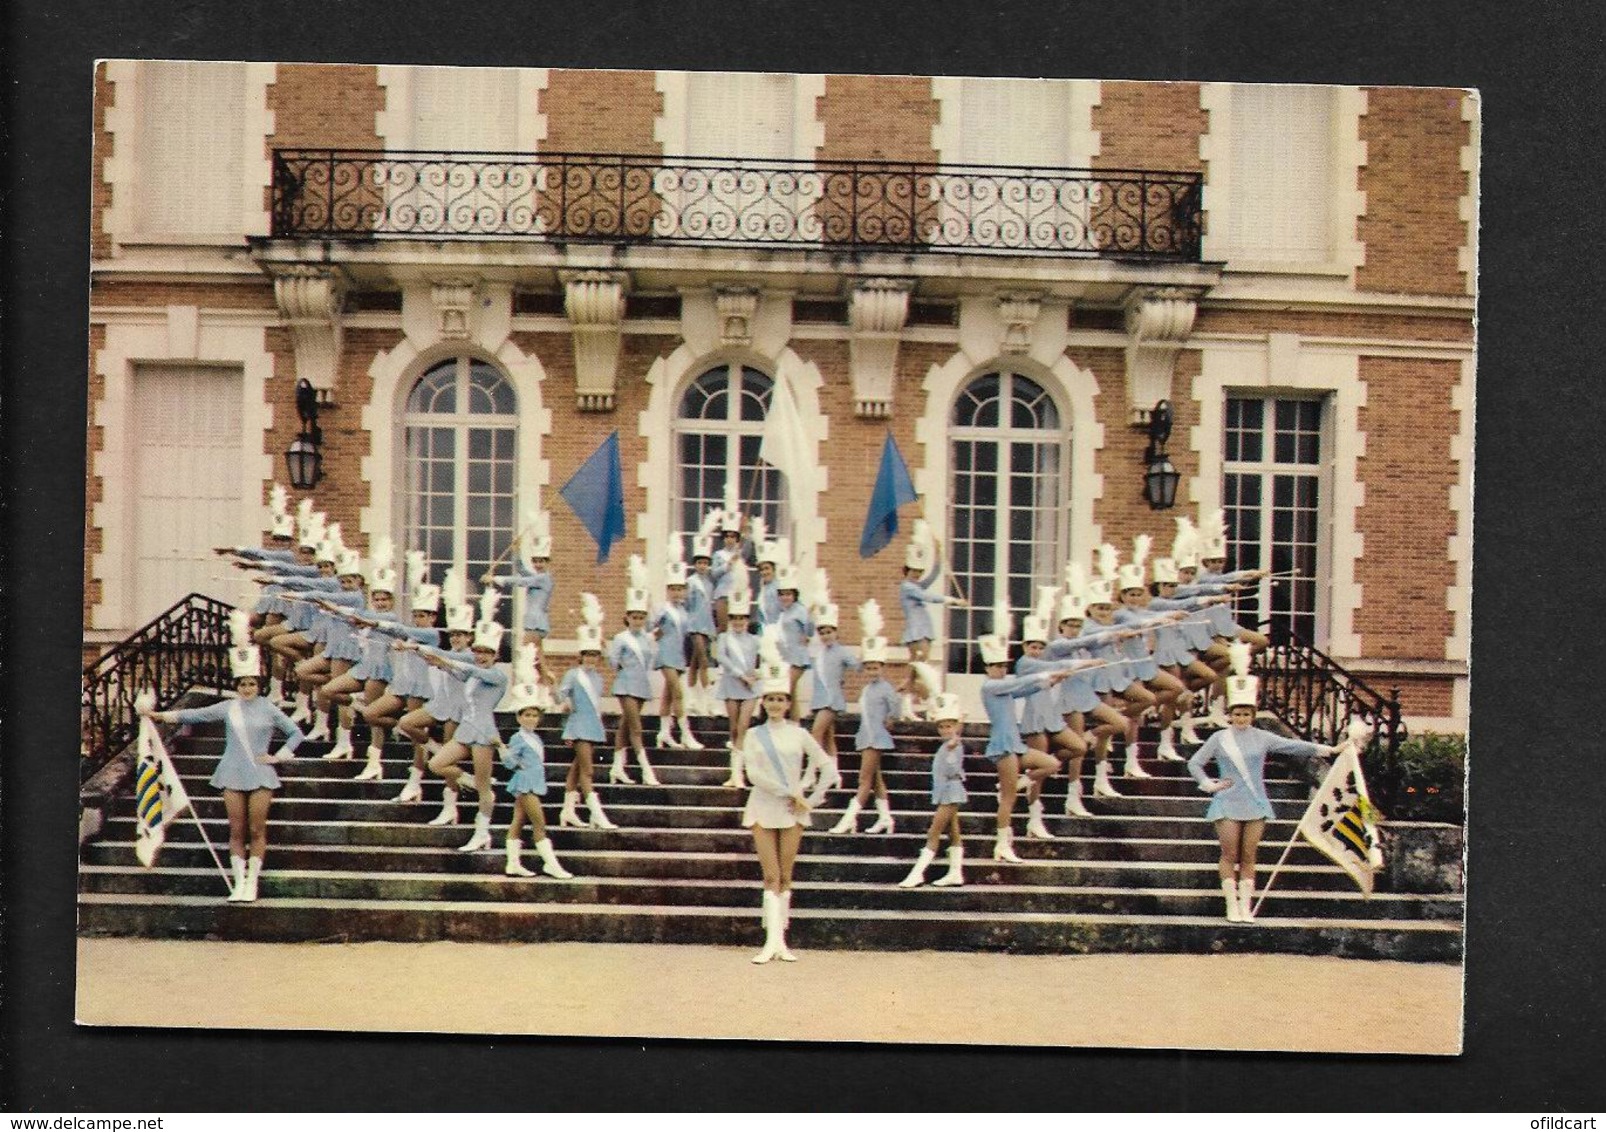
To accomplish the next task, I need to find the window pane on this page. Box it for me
[739,367,774,422]
[408,361,458,414]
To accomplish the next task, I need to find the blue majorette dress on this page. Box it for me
[855,678,901,750]
[930,737,968,805]
[493,559,555,636]
[168,697,304,792]
[809,642,861,714]
[900,563,956,644]
[608,629,657,700]
[1187,726,1320,822]
[422,648,509,746]
[714,630,760,702]
[558,666,607,743]
[501,729,548,796]
[650,601,691,671]
[981,672,1050,761]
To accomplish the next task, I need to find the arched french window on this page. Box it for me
[674,363,787,546]
[947,371,1068,674]
[401,356,519,610]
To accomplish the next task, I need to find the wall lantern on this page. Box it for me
[1141,399,1181,510]
[284,378,327,490]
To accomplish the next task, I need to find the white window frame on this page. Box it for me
[1221,392,1332,647]
[946,369,1070,675]
[1199,82,1366,280]
[101,60,275,250]
[672,362,789,544]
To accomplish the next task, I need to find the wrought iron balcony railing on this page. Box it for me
[270,149,1203,260]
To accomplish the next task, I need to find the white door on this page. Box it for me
[129,364,250,624]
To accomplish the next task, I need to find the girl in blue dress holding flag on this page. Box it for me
[556,594,618,831]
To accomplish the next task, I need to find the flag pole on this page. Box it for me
[185,805,234,892]
[1250,828,1301,919]
[145,714,233,891]
[913,495,969,605]
[484,486,561,576]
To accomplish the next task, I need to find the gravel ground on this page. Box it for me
[76,937,1462,1054]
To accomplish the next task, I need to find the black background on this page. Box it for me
[4,0,1602,1112]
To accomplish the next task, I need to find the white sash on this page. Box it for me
[661,604,685,632]
[227,701,261,758]
[753,725,796,794]
[571,669,600,715]
[1217,729,1271,811]
[618,631,646,666]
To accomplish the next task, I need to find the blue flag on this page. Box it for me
[860,432,918,558]
[560,432,627,564]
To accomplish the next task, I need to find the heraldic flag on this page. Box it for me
[859,433,918,559]
[133,691,192,867]
[1296,742,1385,896]
[559,431,628,564]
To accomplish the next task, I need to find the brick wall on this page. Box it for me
[816,76,937,163]
[266,63,383,149]
[1194,308,1474,343]
[267,328,399,554]
[89,280,276,310]
[541,69,661,153]
[1358,87,1471,296]
[1093,81,1206,172]
[92,64,114,261]
[1352,356,1459,660]
[85,323,107,628]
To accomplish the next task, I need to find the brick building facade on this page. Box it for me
[85,62,1476,729]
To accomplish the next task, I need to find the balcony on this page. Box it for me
[269,149,1203,262]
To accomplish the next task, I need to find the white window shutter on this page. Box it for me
[686,73,795,159]
[411,67,520,151]
[137,62,245,236]
[1225,85,1333,263]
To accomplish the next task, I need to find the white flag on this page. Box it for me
[1296,744,1385,896]
[133,709,192,868]
[758,370,812,548]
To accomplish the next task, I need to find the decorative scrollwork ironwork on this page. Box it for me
[271,150,1203,260]
[81,593,237,783]
[1253,623,1407,768]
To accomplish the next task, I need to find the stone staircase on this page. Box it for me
[78,705,1463,960]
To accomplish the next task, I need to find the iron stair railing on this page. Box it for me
[81,594,237,784]
[1253,623,1407,767]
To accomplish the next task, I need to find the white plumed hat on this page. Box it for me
[504,643,550,713]
[336,548,365,579]
[774,563,801,593]
[1200,508,1229,561]
[904,518,935,572]
[441,566,467,619]
[1023,584,1058,643]
[405,551,438,613]
[626,554,650,613]
[1224,640,1259,709]
[727,559,753,617]
[692,507,721,560]
[1084,575,1114,606]
[577,592,605,652]
[930,692,964,723]
[367,536,397,593]
[270,487,296,539]
[1057,590,1087,624]
[1117,534,1148,592]
[524,509,552,561]
[757,626,791,696]
[1094,543,1118,585]
[664,535,688,587]
[1172,516,1201,570]
[472,619,505,653]
[858,599,888,664]
[978,605,1012,666]
[1150,557,1179,585]
[228,609,261,680]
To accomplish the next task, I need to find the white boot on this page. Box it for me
[1026,800,1056,840]
[1223,877,1245,922]
[558,790,584,827]
[656,722,682,750]
[504,838,536,877]
[458,812,493,853]
[1178,712,1203,745]
[267,677,284,704]
[325,726,355,760]
[932,845,966,887]
[355,745,383,781]
[1123,740,1153,779]
[898,847,937,888]
[821,756,843,793]
[289,692,313,724]
[1207,701,1230,727]
[455,772,478,796]
[1064,779,1093,817]
[1238,877,1259,922]
[1093,760,1123,798]
[609,749,635,785]
[535,837,574,879]
[393,766,424,802]
[992,827,1023,863]
[636,747,660,786]
[427,786,459,826]
[721,748,747,789]
[242,856,262,903]
[679,717,704,750]
[776,891,797,962]
[305,711,332,743]
[865,796,895,835]
[1155,726,1184,762]
[586,792,618,830]
[752,891,781,965]
[226,854,248,902]
[829,797,862,834]
[900,693,917,718]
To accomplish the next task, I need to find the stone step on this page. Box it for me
[95,815,1347,865]
[75,892,1464,962]
[82,842,1367,890]
[79,865,1462,921]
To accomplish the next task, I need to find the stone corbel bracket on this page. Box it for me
[431,278,478,341]
[714,285,761,348]
[997,292,1043,355]
[563,270,628,412]
[274,266,347,392]
[848,278,911,418]
[1124,288,1199,424]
